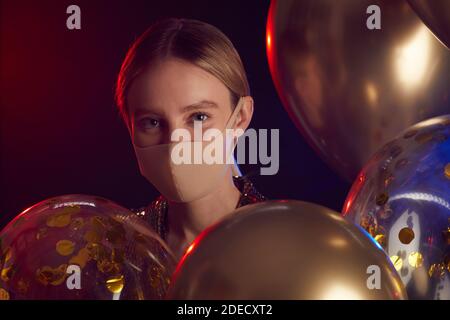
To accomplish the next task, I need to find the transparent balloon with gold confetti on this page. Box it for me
[0,195,176,300]
[343,115,450,300]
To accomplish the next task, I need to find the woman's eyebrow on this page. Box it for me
[181,100,219,113]
[133,107,162,118]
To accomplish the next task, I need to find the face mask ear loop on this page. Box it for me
[224,97,245,172]
[226,96,245,131]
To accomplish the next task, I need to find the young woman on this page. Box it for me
[115,18,265,260]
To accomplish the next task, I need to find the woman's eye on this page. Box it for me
[191,113,209,123]
[138,117,160,130]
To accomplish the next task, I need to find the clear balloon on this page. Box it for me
[0,194,176,300]
[267,0,450,181]
[343,115,450,299]
[407,0,450,49]
[168,200,406,300]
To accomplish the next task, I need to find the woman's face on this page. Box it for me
[127,58,239,146]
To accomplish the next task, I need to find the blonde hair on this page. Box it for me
[115,18,250,130]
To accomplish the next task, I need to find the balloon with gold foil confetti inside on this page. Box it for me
[0,194,176,300]
[343,115,450,300]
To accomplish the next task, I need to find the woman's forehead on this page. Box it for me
[127,58,231,115]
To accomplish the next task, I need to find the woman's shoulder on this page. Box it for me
[129,195,167,237]
[233,175,267,206]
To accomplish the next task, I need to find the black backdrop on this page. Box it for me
[0,0,349,229]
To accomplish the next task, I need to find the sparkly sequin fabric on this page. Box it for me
[131,176,266,241]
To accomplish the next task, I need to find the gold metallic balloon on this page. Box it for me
[343,115,450,299]
[167,201,407,300]
[0,194,176,300]
[267,0,450,181]
[407,0,450,49]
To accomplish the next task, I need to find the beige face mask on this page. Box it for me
[133,97,244,203]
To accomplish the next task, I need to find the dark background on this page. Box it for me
[0,0,349,229]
